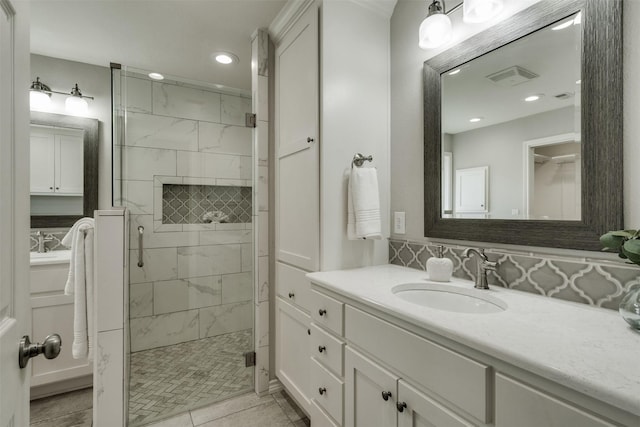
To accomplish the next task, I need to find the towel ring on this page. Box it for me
[352,153,373,167]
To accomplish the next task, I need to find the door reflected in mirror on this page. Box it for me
[441,12,581,220]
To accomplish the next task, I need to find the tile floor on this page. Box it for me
[30,388,310,427]
[129,330,254,426]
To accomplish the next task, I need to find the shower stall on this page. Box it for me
[112,66,256,426]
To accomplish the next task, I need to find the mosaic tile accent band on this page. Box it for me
[389,239,640,310]
[162,184,252,224]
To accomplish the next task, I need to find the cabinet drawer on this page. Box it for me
[311,358,344,424]
[495,374,616,427]
[311,290,344,335]
[345,305,490,423]
[310,400,340,427]
[310,323,344,376]
[398,379,474,427]
[277,262,313,312]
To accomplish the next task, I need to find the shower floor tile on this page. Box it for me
[129,329,253,426]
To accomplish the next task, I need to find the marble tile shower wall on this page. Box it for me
[118,76,254,352]
[389,239,640,310]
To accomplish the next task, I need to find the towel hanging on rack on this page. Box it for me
[348,165,382,240]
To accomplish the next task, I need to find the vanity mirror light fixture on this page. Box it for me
[419,0,504,49]
[29,77,94,116]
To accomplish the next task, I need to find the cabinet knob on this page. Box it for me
[307,329,311,335]
[318,387,327,395]
[49,187,53,190]
[381,391,392,401]
[55,187,59,190]
[318,309,326,316]
[396,402,407,413]
[288,292,295,298]
[307,137,314,143]
[318,345,326,353]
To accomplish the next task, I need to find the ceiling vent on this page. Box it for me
[486,66,539,87]
[554,92,574,100]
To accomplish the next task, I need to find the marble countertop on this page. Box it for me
[30,250,71,266]
[307,264,640,417]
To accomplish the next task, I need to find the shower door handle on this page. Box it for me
[137,226,144,267]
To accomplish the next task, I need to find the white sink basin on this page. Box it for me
[392,282,507,314]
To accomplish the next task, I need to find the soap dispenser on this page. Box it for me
[427,245,453,282]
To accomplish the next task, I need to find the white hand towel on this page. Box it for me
[62,218,95,360]
[348,166,382,240]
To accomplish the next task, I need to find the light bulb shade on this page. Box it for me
[65,95,88,116]
[30,90,51,111]
[419,13,453,49]
[463,0,504,23]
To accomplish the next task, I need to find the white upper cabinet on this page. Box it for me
[275,4,320,271]
[30,125,83,196]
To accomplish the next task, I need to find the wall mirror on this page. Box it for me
[30,112,99,228]
[424,0,622,250]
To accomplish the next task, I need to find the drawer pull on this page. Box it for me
[382,391,392,401]
[288,292,295,298]
[307,329,311,335]
[319,387,327,395]
[318,309,327,316]
[396,402,407,413]
[318,345,326,353]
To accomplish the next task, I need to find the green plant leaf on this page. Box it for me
[599,232,627,251]
[622,239,640,266]
[610,230,636,238]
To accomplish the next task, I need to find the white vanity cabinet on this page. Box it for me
[309,280,634,427]
[30,126,84,196]
[275,263,313,413]
[30,257,92,399]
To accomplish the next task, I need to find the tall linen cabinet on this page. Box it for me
[271,0,394,424]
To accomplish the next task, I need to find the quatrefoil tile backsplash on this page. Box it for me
[389,239,640,310]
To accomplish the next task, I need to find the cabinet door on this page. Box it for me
[275,4,319,271]
[275,297,311,413]
[30,129,55,193]
[55,133,84,195]
[397,380,474,427]
[345,347,398,427]
[495,374,616,427]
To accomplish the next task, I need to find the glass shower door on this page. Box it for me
[112,65,255,426]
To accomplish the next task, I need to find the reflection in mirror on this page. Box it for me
[30,112,99,228]
[441,12,581,220]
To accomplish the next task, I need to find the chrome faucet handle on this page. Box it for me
[482,260,497,271]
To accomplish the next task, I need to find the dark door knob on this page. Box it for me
[19,334,62,369]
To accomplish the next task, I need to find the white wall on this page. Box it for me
[450,106,574,219]
[320,0,391,270]
[390,0,640,249]
[31,54,112,211]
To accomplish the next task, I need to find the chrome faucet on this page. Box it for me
[35,230,53,253]
[462,248,497,290]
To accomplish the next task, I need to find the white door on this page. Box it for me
[0,0,31,425]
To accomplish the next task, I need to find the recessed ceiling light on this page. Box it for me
[552,20,574,31]
[148,72,164,80]
[524,94,543,102]
[213,52,239,65]
[469,117,483,123]
[448,69,461,75]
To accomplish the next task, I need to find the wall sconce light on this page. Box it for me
[29,77,94,115]
[419,0,504,50]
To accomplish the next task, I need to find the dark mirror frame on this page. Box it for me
[424,0,622,251]
[30,111,99,228]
